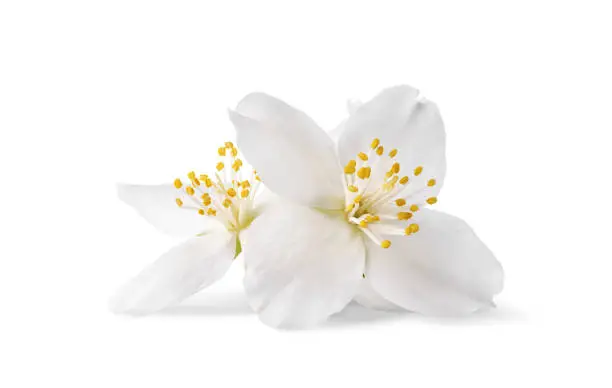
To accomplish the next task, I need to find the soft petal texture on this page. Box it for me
[229,93,344,209]
[241,202,365,328]
[118,184,217,237]
[338,85,446,202]
[353,277,403,311]
[110,230,235,315]
[366,209,504,315]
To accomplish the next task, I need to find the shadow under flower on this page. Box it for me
[155,292,252,317]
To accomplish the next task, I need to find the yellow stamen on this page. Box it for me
[207,208,216,216]
[216,162,224,171]
[358,152,369,161]
[426,197,438,205]
[385,171,393,179]
[241,189,250,198]
[191,178,200,186]
[414,166,423,176]
[204,177,213,187]
[232,159,242,171]
[346,203,355,212]
[241,180,251,188]
[395,198,406,206]
[400,176,409,185]
[410,204,419,212]
[187,171,196,180]
[389,149,398,158]
[198,209,205,215]
[428,179,436,187]
[406,223,420,235]
[344,160,356,174]
[359,220,368,227]
[397,212,413,220]
[175,198,183,207]
[357,166,371,179]
[223,198,232,208]
[354,195,363,203]
[225,141,234,148]
[348,185,358,193]
[173,179,183,189]
[186,186,195,196]
[231,147,238,157]
[376,146,384,156]
[391,163,400,174]
[227,188,237,197]
[371,138,380,149]
[381,240,391,249]
[218,147,226,156]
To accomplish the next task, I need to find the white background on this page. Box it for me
[1,1,610,387]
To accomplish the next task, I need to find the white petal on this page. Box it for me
[353,277,402,311]
[241,202,365,328]
[117,183,219,237]
[110,230,235,315]
[338,85,446,200]
[229,93,344,209]
[366,210,504,315]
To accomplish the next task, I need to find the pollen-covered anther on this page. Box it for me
[344,160,356,174]
[371,138,380,149]
[198,209,205,215]
[395,198,406,207]
[175,198,183,207]
[216,162,224,171]
[389,149,398,158]
[410,204,419,212]
[186,186,195,196]
[207,208,216,216]
[358,152,369,161]
[391,162,400,174]
[227,188,237,197]
[381,240,392,249]
[414,166,423,176]
[426,197,438,205]
[406,223,420,235]
[241,180,251,189]
[241,189,250,198]
[187,171,196,180]
[218,147,226,156]
[357,166,371,179]
[232,159,243,171]
[400,176,409,185]
[376,146,384,156]
[428,179,436,187]
[348,185,358,193]
[173,179,183,189]
[397,211,413,220]
[222,198,232,208]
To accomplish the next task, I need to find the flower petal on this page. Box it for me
[110,230,235,315]
[117,183,219,237]
[338,85,446,201]
[366,209,504,315]
[229,93,344,209]
[241,202,365,328]
[353,277,403,311]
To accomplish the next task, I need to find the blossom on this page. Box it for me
[229,85,504,328]
[110,142,263,314]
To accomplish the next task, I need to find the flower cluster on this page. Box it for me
[112,85,504,328]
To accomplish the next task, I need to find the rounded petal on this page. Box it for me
[338,85,446,200]
[366,210,504,315]
[110,230,235,315]
[117,183,219,237]
[229,93,344,209]
[353,277,403,311]
[241,202,365,328]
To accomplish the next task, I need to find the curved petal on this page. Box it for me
[110,230,235,315]
[117,184,219,237]
[353,277,403,311]
[241,202,365,328]
[366,210,504,315]
[338,85,446,200]
[229,93,344,209]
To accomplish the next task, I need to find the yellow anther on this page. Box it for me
[397,212,413,220]
[385,171,393,179]
[400,176,409,185]
[255,175,262,181]
[354,195,363,203]
[389,149,398,158]
[232,159,242,171]
[191,178,200,186]
[358,152,369,161]
[370,215,380,222]
[348,185,358,193]
[241,180,251,189]
[426,197,438,205]
[225,141,234,148]
[371,138,380,149]
[406,223,420,235]
[381,240,392,249]
[391,162,400,174]
[241,189,250,198]
[204,177,213,187]
[359,220,368,227]
[216,162,224,171]
[395,198,406,207]
[414,166,423,176]
[218,147,227,156]
[346,203,355,212]
[199,174,208,180]
[186,186,195,196]
[223,198,232,208]
[428,179,436,187]
[175,198,183,207]
[173,179,183,189]
[187,171,196,180]
[231,147,238,157]
[227,188,237,197]
[344,160,357,174]
[376,146,384,156]
[207,208,216,216]
[357,166,371,179]
[409,204,419,212]
[202,197,211,206]
[198,209,205,215]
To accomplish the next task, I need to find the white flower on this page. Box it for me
[229,85,504,328]
[110,142,263,314]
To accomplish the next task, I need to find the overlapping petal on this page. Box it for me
[118,184,217,237]
[110,230,235,315]
[366,210,504,315]
[353,277,402,311]
[229,93,344,209]
[241,202,365,328]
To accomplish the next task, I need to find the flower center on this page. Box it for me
[173,142,261,233]
[342,138,439,249]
